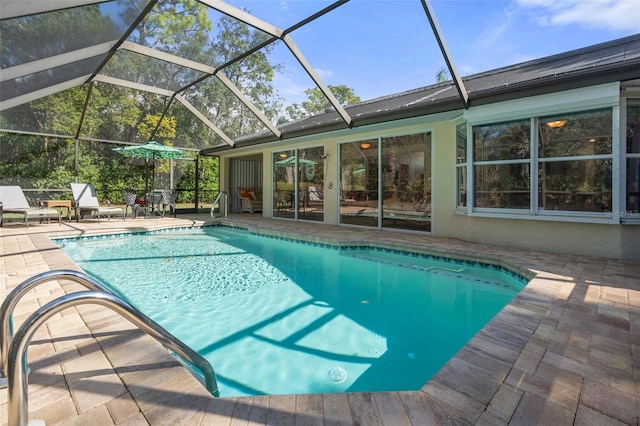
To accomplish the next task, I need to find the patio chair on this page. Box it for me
[308,186,323,207]
[239,188,263,213]
[122,188,141,218]
[275,190,289,211]
[161,189,177,217]
[0,186,61,228]
[71,183,124,221]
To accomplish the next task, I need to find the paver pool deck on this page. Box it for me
[0,213,638,425]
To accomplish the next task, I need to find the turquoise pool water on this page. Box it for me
[56,226,527,397]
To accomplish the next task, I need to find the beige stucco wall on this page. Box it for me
[445,215,640,260]
[218,115,640,260]
[429,116,640,260]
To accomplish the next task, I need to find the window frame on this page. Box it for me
[471,118,532,211]
[338,129,433,232]
[622,96,640,224]
[272,145,325,222]
[461,107,621,224]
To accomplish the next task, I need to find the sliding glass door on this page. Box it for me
[339,132,431,232]
[339,140,379,227]
[381,133,431,231]
[273,147,324,221]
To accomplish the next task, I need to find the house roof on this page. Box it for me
[203,33,640,154]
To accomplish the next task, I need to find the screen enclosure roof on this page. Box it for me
[1,0,639,154]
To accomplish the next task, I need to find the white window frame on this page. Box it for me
[622,95,640,224]
[271,145,325,221]
[337,128,433,231]
[460,83,622,224]
[471,117,533,213]
[454,121,468,211]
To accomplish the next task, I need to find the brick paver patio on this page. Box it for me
[0,214,638,425]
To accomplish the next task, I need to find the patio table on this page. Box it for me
[43,199,72,221]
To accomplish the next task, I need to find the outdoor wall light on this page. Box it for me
[360,142,371,149]
[546,120,567,128]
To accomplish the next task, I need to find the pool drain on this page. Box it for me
[327,366,347,384]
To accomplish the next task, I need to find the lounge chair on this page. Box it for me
[71,183,124,221]
[308,186,323,207]
[0,186,61,228]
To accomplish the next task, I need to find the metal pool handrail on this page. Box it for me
[210,190,228,218]
[7,291,219,425]
[0,269,118,384]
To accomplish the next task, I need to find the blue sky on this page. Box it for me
[225,0,640,105]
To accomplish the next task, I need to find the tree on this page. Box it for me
[282,85,361,123]
[1,1,290,201]
[436,68,450,83]
[182,13,283,142]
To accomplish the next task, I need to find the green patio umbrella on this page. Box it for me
[274,156,317,166]
[275,156,320,194]
[112,141,186,200]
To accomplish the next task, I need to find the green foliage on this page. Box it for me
[0,1,295,204]
[283,85,361,123]
[435,68,450,83]
[138,114,177,141]
[0,5,121,68]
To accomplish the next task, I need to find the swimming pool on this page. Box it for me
[56,226,527,397]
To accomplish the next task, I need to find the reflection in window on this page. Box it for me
[473,120,530,209]
[468,107,614,215]
[273,150,295,219]
[538,108,612,212]
[456,123,467,207]
[474,119,530,162]
[339,140,378,228]
[381,134,430,231]
[297,146,324,222]
[539,109,612,158]
[475,164,530,209]
[339,133,431,232]
[540,160,612,211]
[627,99,640,215]
[272,147,324,221]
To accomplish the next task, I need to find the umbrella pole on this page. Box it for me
[144,159,150,196]
[151,160,156,214]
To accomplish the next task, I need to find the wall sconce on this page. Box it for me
[546,120,567,128]
[360,142,371,149]
[278,153,288,158]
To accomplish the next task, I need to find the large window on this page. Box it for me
[273,146,324,221]
[339,140,379,228]
[473,119,530,209]
[339,132,431,232]
[627,99,640,218]
[455,123,467,207]
[468,107,613,219]
[539,109,612,212]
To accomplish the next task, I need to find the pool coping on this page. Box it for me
[1,214,638,425]
[53,222,532,285]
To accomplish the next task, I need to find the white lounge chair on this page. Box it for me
[71,183,124,221]
[0,186,61,228]
[308,186,323,206]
